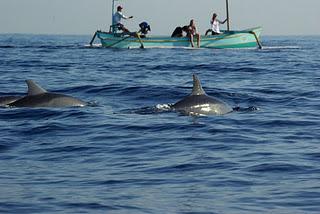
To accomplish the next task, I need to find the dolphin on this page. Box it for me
[0,96,22,106]
[9,80,87,108]
[172,74,233,116]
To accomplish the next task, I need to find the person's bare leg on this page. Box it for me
[205,29,212,36]
[121,26,130,33]
[190,34,194,47]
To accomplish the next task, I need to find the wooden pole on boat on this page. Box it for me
[226,0,230,31]
[111,0,115,33]
[112,0,115,26]
[249,31,263,49]
[89,31,98,46]
[135,33,145,49]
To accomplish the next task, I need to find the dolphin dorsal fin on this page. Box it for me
[26,80,47,96]
[191,74,206,95]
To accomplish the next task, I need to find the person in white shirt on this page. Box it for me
[113,5,133,33]
[205,13,227,35]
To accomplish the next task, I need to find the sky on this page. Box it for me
[0,0,319,36]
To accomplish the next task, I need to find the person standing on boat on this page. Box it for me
[113,5,133,33]
[187,19,201,48]
[205,13,228,35]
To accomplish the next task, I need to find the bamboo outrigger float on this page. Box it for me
[90,0,262,49]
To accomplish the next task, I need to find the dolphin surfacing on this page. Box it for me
[172,75,232,116]
[9,80,87,108]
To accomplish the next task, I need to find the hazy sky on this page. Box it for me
[0,0,319,35]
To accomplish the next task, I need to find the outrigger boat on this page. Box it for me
[90,0,262,49]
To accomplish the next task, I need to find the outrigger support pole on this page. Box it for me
[249,31,263,49]
[89,31,98,46]
[135,33,145,49]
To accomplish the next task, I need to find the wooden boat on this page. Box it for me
[90,0,262,49]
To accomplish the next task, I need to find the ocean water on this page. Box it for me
[0,34,319,214]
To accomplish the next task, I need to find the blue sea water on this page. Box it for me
[0,34,319,214]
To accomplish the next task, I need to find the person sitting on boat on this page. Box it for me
[205,13,228,35]
[138,22,151,38]
[187,19,201,48]
[171,26,189,37]
[113,5,133,33]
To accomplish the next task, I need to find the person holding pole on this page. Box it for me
[113,5,133,33]
[205,13,228,35]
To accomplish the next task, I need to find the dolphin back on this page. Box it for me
[173,95,232,116]
[10,93,87,108]
[9,80,87,108]
[173,74,232,116]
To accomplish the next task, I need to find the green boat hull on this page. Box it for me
[96,27,262,49]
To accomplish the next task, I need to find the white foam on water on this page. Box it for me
[84,44,102,48]
[155,103,172,111]
[262,46,301,50]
